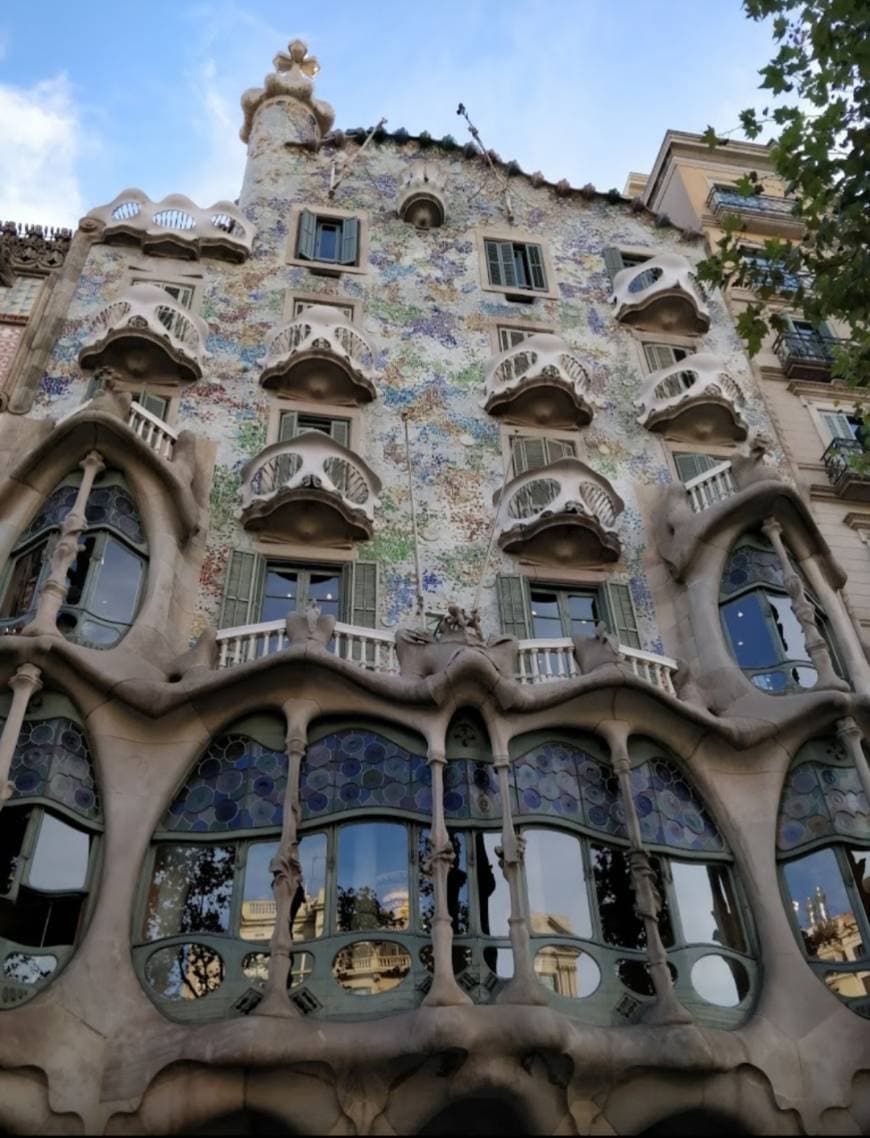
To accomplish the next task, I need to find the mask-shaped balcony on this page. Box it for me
[84,189,254,262]
[612,253,710,335]
[482,333,594,428]
[635,353,747,443]
[78,284,208,384]
[494,458,623,565]
[240,431,381,545]
[258,306,376,405]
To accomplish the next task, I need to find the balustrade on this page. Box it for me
[683,461,736,513]
[636,353,746,442]
[612,252,710,335]
[483,333,594,427]
[259,305,376,403]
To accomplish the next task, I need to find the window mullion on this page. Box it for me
[325,826,338,938]
[230,840,247,938]
[79,531,108,615]
[580,838,601,944]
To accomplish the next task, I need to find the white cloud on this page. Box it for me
[184,57,248,207]
[0,73,85,228]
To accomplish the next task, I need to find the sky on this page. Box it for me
[0,0,779,230]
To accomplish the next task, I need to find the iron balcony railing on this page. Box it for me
[774,331,851,377]
[708,187,799,219]
[822,437,869,488]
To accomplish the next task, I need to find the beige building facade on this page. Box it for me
[0,46,867,1136]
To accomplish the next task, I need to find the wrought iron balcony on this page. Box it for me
[240,431,381,544]
[84,189,254,262]
[822,437,870,502]
[482,333,594,428]
[635,353,747,442]
[774,331,850,382]
[78,284,208,384]
[706,186,802,235]
[258,305,376,404]
[612,252,710,335]
[493,459,623,565]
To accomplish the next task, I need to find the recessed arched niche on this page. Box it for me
[777,734,870,1019]
[0,691,102,1009]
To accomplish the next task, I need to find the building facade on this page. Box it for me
[0,43,868,1135]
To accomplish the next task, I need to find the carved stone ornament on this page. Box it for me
[0,220,72,281]
[395,604,517,679]
[240,39,335,142]
[285,600,337,648]
[572,622,621,674]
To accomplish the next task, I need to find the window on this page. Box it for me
[296,210,359,267]
[778,736,870,1018]
[737,245,804,293]
[719,532,844,693]
[509,435,575,477]
[278,411,350,448]
[496,575,641,649]
[84,375,171,421]
[0,705,102,1008]
[219,552,377,642]
[0,470,148,648]
[672,452,726,484]
[131,279,194,309]
[643,343,694,372]
[498,326,536,352]
[484,239,547,292]
[291,297,355,322]
[603,248,653,283]
[819,410,863,444]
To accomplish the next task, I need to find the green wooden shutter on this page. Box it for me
[496,574,531,639]
[602,246,625,282]
[643,343,680,371]
[344,561,378,627]
[526,244,547,290]
[219,550,263,628]
[137,392,169,420]
[605,582,641,649]
[543,438,576,464]
[673,452,720,483]
[485,240,504,286]
[297,209,317,260]
[498,242,518,288]
[511,436,549,475]
[330,419,350,447]
[278,411,298,441]
[339,218,359,265]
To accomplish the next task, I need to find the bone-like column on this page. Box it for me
[836,717,870,807]
[599,721,692,1025]
[0,664,43,810]
[761,516,849,692]
[422,746,472,1007]
[23,450,105,638]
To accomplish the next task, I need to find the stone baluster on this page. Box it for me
[599,721,692,1025]
[492,748,547,1006]
[761,517,849,692]
[258,700,317,1016]
[422,746,471,1007]
[22,451,105,638]
[0,664,43,810]
[836,717,870,807]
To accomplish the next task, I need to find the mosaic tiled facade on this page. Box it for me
[0,37,868,1138]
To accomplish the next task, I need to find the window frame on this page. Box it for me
[476,228,558,301]
[285,290,359,324]
[286,204,369,276]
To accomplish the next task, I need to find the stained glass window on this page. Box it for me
[21,484,79,543]
[630,758,725,853]
[719,541,785,598]
[778,748,870,853]
[8,717,102,823]
[85,484,146,548]
[301,730,430,821]
[160,734,287,833]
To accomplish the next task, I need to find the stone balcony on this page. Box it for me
[635,352,747,443]
[612,252,710,335]
[258,305,377,404]
[83,189,254,262]
[240,430,381,544]
[482,333,594,428]
[78,283,208,384]
[493,458,623,565]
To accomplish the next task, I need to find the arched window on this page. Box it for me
[719,532,841,693]
[0,694,102,1008]
[509,732,755,1029]
[0,468,148,648]
[777,736,870,1018]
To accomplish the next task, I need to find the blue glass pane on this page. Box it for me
[632,758,725,853]
[21,485,79,542]
[336,822,409,931]
[719,543,785,598]
[160,733,287,833]
[721,593,780,667]
[300,730,430,821]
[778,758,870,852]
[85,484,146,548]
[782,848,855,957]
[8,718,101,823]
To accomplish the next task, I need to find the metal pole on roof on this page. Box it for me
[457,103,513,223]
[328,118,388,199]
[402,412,425,616]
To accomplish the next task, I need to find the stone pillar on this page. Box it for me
[800,555,870,690]
[761,517,849,692]
[22,450,105,638]
[836,717,870,806]
[599,720,692,1026]
[258,700,317,1015]
[0,663,42,809]
[493,750,547,1006]
[422,747,472,1007]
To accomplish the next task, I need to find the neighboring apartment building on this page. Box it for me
[629,129,870,648]
[0,44,867,1136]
